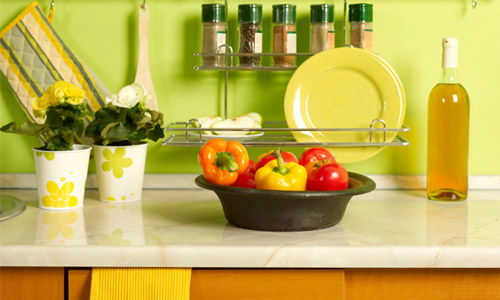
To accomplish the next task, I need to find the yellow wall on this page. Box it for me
[1,0,499,174]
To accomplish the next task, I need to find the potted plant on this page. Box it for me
[85,83,164,202]
[1,81,93,210]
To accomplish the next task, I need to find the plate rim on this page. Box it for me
[284,47,406,163]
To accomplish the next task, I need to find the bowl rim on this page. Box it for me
[195,172,376,197]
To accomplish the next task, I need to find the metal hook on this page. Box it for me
[369,119,387,143]
[51,0,55,8]
[472,0,477,9]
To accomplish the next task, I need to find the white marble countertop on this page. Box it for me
[0,188,499,268]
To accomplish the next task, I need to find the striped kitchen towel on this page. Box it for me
[0,1,109,124]
[90,268,192,300]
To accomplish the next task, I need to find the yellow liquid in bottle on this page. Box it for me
[427,83,469,201]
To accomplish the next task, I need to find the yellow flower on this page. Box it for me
[44,85,60,106]
[36,81,86,108]
[32,94,51,112]
[53,86,65,99]
[42,181,78,208]
[64,84,85,98]
[42,211,78,240]
[102,148,133,179]
[66,96,84,105]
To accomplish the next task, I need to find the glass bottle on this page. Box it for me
[310,4,335,54]
[272,4,296,67]
[427,37,470,201]
[202,4,226,67]
[238,4,263,67]
[349,3,373,51]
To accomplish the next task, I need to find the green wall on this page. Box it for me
[1,0,499,175]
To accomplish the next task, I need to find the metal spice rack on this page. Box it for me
[162,0,410,149]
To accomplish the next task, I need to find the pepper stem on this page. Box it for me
[272,149,289,175]
[215,152,239,172]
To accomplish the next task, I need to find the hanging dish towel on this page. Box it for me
[90,268,191,300]
[0,1,108,123]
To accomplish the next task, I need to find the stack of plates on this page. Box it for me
[284,47,406,163]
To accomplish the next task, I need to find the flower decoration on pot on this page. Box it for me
[1,81,93,210]
[85,83,164,202]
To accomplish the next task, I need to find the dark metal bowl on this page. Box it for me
[195,172,376,232]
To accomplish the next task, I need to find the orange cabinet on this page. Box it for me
[2,267,500,300]
[0,267,64,300]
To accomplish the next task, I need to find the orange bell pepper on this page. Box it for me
[198,138,249,186]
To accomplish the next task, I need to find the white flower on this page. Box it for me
[106,83,146,108]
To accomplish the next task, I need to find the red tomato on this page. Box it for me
[307,163,349,191]
[256,150,298,170]
[299,147,335,166]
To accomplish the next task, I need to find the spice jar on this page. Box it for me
[349,3,373,52]
[202,4,226,67]
[238,4,263,67]
[311,4,335,54]
[272,4,296,67]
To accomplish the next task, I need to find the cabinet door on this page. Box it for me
[345,268,500,300]
[68,269,92,300]
[190,269,345,300]
[0,267,64,300]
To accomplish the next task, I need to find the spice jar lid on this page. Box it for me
[272,4,296,24]
[238,4,263,24]
[311,4,334,23]
[202,4,226,23]
[349,3,373,22]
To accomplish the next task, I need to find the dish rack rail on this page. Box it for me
[162,119,410,147]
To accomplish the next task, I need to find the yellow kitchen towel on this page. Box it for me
[90,268,191,300]
[0,1,108,124]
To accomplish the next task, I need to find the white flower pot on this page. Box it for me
[33,144,91,210]
[93,143,147,202]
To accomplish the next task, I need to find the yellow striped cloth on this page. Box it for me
[90,268,192,300]
[0,1,108,124]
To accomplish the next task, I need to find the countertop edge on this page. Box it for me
[2,245,499,268]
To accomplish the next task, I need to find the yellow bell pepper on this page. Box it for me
[255,149,307,191]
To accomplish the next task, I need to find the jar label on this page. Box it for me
[286,31,296,53]
[255,31,263,53]
[327,31,335,50]
[216,31,227,52]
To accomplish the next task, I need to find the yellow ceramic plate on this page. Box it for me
[284,47,406,163]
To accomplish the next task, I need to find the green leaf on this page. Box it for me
[84,103,164,146]
[148,125,165,142]
[128,127,147,142]
[106,123,130,141]
[0,121,49,136]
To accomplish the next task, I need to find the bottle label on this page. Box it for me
[286,31,296,53]
[255,31,263,53]
[216,31,226,52]
[327,31,335,50]
[363,29,373,52]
